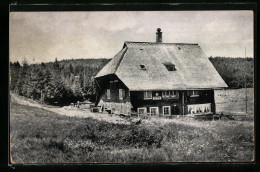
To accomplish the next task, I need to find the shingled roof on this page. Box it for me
[95,41,228,91]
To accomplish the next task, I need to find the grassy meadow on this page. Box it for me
[10,93,254,163]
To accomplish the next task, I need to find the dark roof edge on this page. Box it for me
[128,87,228,91]
[94,47,127,79]
[114,47,128,73]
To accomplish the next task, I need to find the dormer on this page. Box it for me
[163,62,176,71]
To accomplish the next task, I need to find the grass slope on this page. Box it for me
[10,98,254,163]
[215,88,254,115]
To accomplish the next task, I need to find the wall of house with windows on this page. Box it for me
[184,90,215,114]
[96,75,130,104]
[135,101,180,116]
[131,89,215,116]
[130,90,181,115]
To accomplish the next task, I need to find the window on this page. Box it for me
[163,106,171,115]
[150,107,159,115]
[119,89,125,100]
[170,91,178,96]
[162,91,170,97]
[137,107,147,115]
[189,90,199,97]
[144,91,152,99]
[107,89,110,99]
[163,62,176,71]
[162,91,178,97]
[140,65,146,70]
[167,65,176,71]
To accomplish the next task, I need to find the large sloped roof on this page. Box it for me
[95,41,228,91]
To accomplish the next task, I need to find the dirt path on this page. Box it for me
[10,93,130,125]
[11,93,253,129]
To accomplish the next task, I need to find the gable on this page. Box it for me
[95,47,127,78]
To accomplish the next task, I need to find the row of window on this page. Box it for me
[106,89,200,100]
[137,106,171,115]
[106,89,126,100]
[144,91,178,99]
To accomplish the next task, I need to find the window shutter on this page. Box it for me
[107,89,110,99]
[119,89,122,100]
[147,91,152,98]
[144,91,152,99]
[119,89,125,100]
[122,89,125,98]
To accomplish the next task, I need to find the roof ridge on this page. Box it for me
[125,41,198,45]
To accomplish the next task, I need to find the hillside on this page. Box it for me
[10,94,254,163]
[209,57,253,88]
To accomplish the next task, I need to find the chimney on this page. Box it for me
[156,28,162,43]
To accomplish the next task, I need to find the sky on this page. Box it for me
[10,11,253,64]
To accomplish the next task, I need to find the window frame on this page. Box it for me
[107,89,111,100]
[137,107,147,116]
[162,91,170,97]
[140,65,146,70]
[170,90,178,97]
[167,65,176,71]
[164,64,176,71]
[163,106,171,115]
[162,91,178,97]
[144,91,152,100]
[149,107,159,115]
[119,89,125,100]
[190,90,199,97]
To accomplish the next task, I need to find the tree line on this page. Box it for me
[10,57,253,106]
[10,58,110,105]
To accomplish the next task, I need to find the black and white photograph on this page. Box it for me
[9,10,254,163]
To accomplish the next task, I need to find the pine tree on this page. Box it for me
[71,75,84,100]
[16,59,31,97]
[30,64,41,99]
[53,57,60,72]
[10,61,21,91]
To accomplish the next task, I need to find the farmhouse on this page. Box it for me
[94,28,228,116]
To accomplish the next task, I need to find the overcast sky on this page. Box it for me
[10,11,253,64]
